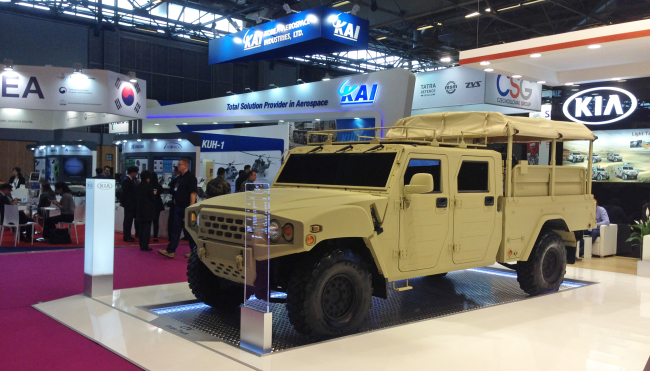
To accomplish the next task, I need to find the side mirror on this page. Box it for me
[405,173,433,194]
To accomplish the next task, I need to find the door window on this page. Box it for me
[403,159,441,192]
[457,161,489,193]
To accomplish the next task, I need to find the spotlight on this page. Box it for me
[62,145,66,147]
[279,120,285,122]
[78,145,82,147]
[332,1,350,6]
[245,121,250,123]
[245,87,254,92]
[480,61,490,66]
[322,73,331,81]
[226,91,236,95]
[137,139,142,142]
[128,71,137,82]
[440,56,452,63]
[3,59,13,71]
[370,0,378,12]
[537,81,546,84]
[354,117,361,120]
[484,68,494,72]
[177,138,182,141]
[512,74,522,78]
[73,63,82,74]
[530,53,542,58]
[182,123,188,125]
[269,84,279,88]
[282,3,298,14]
[154,123,160,125]
[349,4,360,15]
[315,118,321,121]
[588,44,601,49]
[153,138,158,141]
[297,79,305,84]
[376,36,387,40]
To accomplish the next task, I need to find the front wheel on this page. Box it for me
[572,158,577,163]
[187,250,245,310]
[597,174,602,180]
[623,174,628,180]
[515,231,567,296]
[287,249,372,338]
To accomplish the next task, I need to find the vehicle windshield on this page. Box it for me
[276,152,397,188]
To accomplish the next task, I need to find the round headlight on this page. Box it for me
[283,223,294,242]
[269,220,280,242]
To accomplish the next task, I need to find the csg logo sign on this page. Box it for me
[562,87,637,125]
[338,79,378,105]
[243,30,263,50]
[331,15,361,42]
[496,75,534,100]
[164,143,183,150]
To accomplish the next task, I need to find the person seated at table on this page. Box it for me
[0,183,34,242]
[9,167,25,189]
[38,183,56,209]
[42,182,75,241]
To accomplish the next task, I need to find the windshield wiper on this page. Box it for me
[363,144,384,153]
[307,145,324,154]
[335,144,354,153]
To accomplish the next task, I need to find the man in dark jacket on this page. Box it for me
[135,170,155,251]
[235,165,251,193]
[167,166,180,241]
[121,166,139,242]
[206,167,231,198]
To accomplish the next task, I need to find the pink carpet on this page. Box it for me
[0,243,193,370]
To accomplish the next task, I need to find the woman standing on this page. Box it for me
[43,182,75,240]
[152,173,164,242]
[135,170,155,251]
[9,167,26,189]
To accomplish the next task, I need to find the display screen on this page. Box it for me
[563,129,649,183]
[276,152,397,188]
[63,157,85,176]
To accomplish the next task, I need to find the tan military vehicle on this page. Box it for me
[185,112,597,338]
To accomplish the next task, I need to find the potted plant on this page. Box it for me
[628,216,650,261]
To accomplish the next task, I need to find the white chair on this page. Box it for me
[592,224,618,257]
[1,204,34,246]
[57,206,85,245]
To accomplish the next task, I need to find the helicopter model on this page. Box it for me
[241,152,279,177]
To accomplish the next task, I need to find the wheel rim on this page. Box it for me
[542,249,561,282]
[322,274,356,321]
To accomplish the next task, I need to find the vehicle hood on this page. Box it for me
[196,187,389,217]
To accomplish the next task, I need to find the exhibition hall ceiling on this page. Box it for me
[2,0,650,73]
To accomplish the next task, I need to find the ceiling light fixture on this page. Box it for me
[440,56,452,63]
[297,79,305,84]
[480,61,490,66]
[137,139,142,142]
[484,68,494,72]
[485,8,491,12]
[376,36,387,40]
[78,145,82,147]
[73,63,83,74]
[279,120,285,123]
[244,87,254,92]
[177,139,182,142]
[269,83,279,88]
[565,82,574,86]
[537,81,546,84]
[465,12,480,18]
[417,25,433,30]
[226,91,235,95]
[349,4,361,15]
[610,77,622,81]
[128,71,137,82]
[332,1,350,7]
[497,4,520,11]
[245,121,250,123]
[153,138,158,141]
[354,117,361,120]
[588,44,601,49]
[182,123,188,125]
[512,74,522,78]
[322,73,331,81]
[154,123,160,125]
[523,0,545,5]
[3,58,13,71]
[530,53,542,58]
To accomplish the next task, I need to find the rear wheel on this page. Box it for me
[187,250,245,310]
[287,249,372,338]
[597,174,602,181]
[515,231,567,296]
[623,173,628,180]
[572,158,577,163]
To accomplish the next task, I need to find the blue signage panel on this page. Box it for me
[208,6,369,64]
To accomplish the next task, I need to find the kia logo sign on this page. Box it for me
[97,182,113,190]
[563,87,637,125]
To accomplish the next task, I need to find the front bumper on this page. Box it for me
[196,240,255,286]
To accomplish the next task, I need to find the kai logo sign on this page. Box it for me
[338,79,378,105]
[330,15,361,42]
[563,87,637,125]
[243,30,263,50]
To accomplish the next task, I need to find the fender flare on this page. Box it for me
[521,214,568,261]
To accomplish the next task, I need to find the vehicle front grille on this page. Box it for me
[198,210,246,244]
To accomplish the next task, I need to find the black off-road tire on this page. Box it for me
[515,230,567,296]
[187,251,244,310]
[286,249,372,338]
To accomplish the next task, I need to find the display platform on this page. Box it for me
[142,267,591,353]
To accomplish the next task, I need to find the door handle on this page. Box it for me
[485,196,495,206]
[436,197,448,208]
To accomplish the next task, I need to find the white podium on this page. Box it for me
[84,179,115,297]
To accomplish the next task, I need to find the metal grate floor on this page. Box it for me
[145,267,591,353]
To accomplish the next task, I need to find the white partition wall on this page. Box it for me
[84,179,116,297]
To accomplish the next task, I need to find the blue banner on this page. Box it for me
[208,6,369,64]
[200,133,285,153]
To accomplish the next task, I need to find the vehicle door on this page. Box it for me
[398,155,451,272]
[452,157,498,264]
